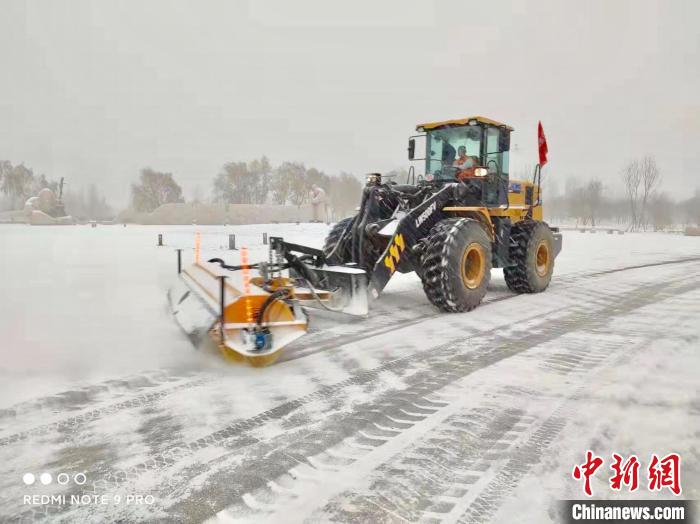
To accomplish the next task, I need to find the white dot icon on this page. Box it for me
[23,473,35,485]
[40,473,52,485]
[57,473,70,485]
[74,473,87,485]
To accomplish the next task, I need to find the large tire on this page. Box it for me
[323,217,354,264]
[503,220,555,293]
[421,218,492,312]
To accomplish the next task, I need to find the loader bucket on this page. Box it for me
[169,262,308,366]
[289,264,369,316]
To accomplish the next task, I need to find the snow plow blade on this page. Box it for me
[168,275,218,348]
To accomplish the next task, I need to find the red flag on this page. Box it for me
[538,121,548,166]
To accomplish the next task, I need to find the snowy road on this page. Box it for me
[1,225,699,523]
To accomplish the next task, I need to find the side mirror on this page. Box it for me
[499,131,510,152]
[408,138,416,160]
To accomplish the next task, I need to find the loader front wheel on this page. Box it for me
[504,220,555,293]
[323,217,354,264]
[421,218,492,312]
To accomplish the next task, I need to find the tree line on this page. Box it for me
[543,156,699,230]
[130,156,364,219]
[4,154,698,228]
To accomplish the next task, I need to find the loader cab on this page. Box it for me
[410,116,512,206]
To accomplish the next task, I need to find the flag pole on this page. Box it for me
[536,121,548,206]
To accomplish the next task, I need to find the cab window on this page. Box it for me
[426,126,482,181]
[485,128,509,175]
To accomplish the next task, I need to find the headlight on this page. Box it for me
[474,167,488,177]
[366,173,381,186]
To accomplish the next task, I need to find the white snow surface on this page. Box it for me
[0,223,698,523]
[1,224,698,403]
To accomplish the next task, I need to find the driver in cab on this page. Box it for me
[454,146,479,180]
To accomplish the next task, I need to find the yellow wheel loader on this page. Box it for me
[169,116,562,366]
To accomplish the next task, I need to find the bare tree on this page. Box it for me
[0,160,10,179]
[622,159,642,231]
[0,161,11,210]
[271,162,306,205]
[131,168,184,212]
[583,179,603,227]
[248,156,272,204]
[639,156,661,230]
[305,167,331,192]
[288,163,311,206]
[563,177,587,225]
[212,162,256,204]
[212,156,272,205]
[0,163,34,208]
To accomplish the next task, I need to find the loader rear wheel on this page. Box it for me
[503,220,555,293]
[323,217,354,264]
[421,218,492,312]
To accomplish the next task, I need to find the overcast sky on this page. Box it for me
[1,0,698,205]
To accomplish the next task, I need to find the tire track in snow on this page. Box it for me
[439,291,700,524]
[19,271,698,523]
[222,281,697,523]
[279,255,700,362]
[2,257,699,450]
[0,377,212,447]
[221,331,649,522]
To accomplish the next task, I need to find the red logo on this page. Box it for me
[610,453,640,492]
[648,453,681,495]
[573,452,682,497]
[572,451,604,497]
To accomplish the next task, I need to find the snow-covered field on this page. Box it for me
[0,223,698,523]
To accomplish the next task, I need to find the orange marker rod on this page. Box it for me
[240,247,254,326]
[195,231,201,264]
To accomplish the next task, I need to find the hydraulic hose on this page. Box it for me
[256,288,291,326]
[296,278,347,313]
[208,257,288,273]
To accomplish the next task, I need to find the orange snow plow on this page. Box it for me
[168,238,368,366]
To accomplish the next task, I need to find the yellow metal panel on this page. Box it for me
[416,116,514,132]
[507,179,541,208]
[488,207,529,219]
[444,204,543,224]
[487,206,543,222]
[442,206,495,238]
[508,190,526,206]
[442,206,490,212]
